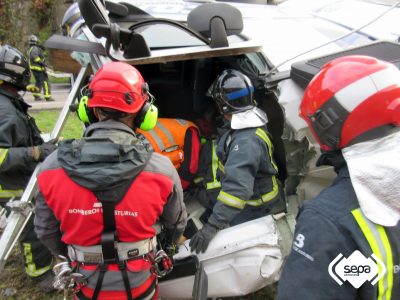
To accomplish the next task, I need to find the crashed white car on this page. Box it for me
[21,0,400,298]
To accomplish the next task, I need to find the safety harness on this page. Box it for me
[73,173,156,300]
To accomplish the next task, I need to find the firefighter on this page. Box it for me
[0,45,57,291]
[34,62,187,299]
[277,56,400,299]
[28,35,54,102]
[189,69,284,254]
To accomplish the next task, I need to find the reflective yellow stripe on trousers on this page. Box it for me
[352,208,393,300]
[23,243,52,277]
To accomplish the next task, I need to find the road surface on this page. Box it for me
[24,83,71,111]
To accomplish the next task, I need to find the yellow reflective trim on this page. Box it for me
[262,176,279,202]
[23,243,52,277]
[193,177,204,184]
[206,139,221,190]
[28,47,44,71]
[255,128,278,171]
[377,226,394,300]
[0,189,23,198]
[247,176,279,206]
[217,190,246,209]
[43,81,51,98]
[30,66,44,71]
[34,57,41,63]
[206,181,221,189]
[0,148,9,165]
[352,209,391,300]
[218,161,225,173]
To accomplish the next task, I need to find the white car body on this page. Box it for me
[46,0,400,298]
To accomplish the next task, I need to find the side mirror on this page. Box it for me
[187,3,243,48]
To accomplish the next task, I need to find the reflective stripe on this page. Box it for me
[146,129,165,151]
[43,81,51,98]
[255,128,278,171]
[216,128,279,208]
[176,119,188,125]
[156,122,176,148]
[378,226,394,300]
[23,243,52,277]
[30,66,44,71]
[336,66,400,113]
[352,209,393,300]
[218,161,225,173]
[247,176,279,206]
[0,148,9,165]
[28,47,45,71]
[207,181,221,189]
[146,122,176,152]
[226,86,254,101]
[217,190,246,209]
[206,139,221,190]
[34,57,41,63]
[0,188,23,198]
[193,177,203,184]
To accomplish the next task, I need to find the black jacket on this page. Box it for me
[277,154,400,300]
[0,90,42,195]
[28,45,46,72]
[208,123,281,228]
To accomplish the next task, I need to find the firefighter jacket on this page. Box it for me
[277,154,400,300]
[0,89,43,198]
[28,45,46,72]
[34,120,187,300]
[137,118,200,190]
[207,123,281,228]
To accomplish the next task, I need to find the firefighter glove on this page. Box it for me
[31,138,58,162]
[189,222,218,254]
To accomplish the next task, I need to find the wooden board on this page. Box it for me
[48,49,82,74]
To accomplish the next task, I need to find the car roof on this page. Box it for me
[48,0,400,73]
[105,0,399,70]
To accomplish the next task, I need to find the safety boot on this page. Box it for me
[34,95,44,101]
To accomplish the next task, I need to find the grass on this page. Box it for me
[0,111,278,299]
[30,110,84,139]
[30,75,72,85]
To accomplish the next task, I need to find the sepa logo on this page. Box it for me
[328,250,386,288]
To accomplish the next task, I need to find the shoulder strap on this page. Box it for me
[92,176,137,300]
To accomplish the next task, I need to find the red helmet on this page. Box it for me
[88,62,148,114]
[300,55,400,151]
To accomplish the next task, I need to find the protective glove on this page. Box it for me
[31,138,58,162]
[189,223,219,254]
